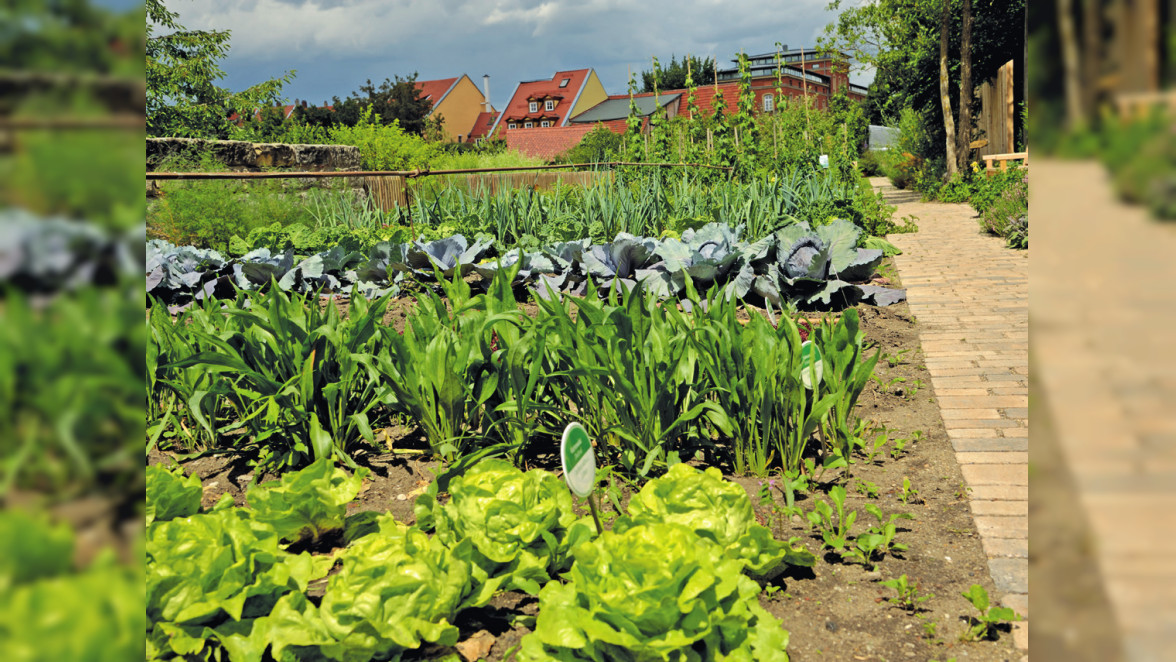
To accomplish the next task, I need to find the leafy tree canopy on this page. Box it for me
[326,75,434,135]
[147,0,293,138]
[640,55,716,93]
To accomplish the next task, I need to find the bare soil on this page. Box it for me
[150,262,1020,662]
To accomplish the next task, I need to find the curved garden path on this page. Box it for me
[872,176,1030,659]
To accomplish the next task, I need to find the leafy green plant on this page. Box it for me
[263,516,489,662]
[517,523,791,661]
[880,574,932,612]
[960,584,1022,641]
[806,484,857,551]
[899,476,921,505]
[146,505,330,661]
[614,463,815,577]
[152,285,392,472]
[853,478,880,499]
[246,460,369,543]
[414,458,594,595]
[842,504,914,569]
[146,464,203,525]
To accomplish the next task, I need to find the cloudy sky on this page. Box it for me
[157,0,872,111]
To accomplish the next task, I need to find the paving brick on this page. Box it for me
[988,557,1029,594]
[951,437,1029,452]
[939,408,1003,420]
[944,418,1023,429]
[937,395,1029,409]
[961,464,1029,486]
[946,427,999,439]
[982,536,1029,558]
[1001,592,1030,618]
[954,451,1028,465]
[974,515,1029,538]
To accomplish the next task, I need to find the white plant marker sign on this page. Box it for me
[800,340,824,390]
[560,422,596,498]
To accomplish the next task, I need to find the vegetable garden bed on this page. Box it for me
[148,273,1020,661]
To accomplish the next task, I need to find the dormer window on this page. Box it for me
[508,123,517,130]
[540,120,551,128]
[544,99,555,111]
[524,121,534,129]
[529,101,538,113]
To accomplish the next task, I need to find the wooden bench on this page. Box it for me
[984,151,1028,177]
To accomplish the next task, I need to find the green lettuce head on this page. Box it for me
[263,516,479,662]
[415,458,594,596]
[519,522,790,661]
[615,463,815,576]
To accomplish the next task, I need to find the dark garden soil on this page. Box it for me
[149,261,1020,662]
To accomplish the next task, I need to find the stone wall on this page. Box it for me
[146,137,361,172]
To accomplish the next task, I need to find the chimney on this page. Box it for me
[302,100,308,108]
[482,74,491,113]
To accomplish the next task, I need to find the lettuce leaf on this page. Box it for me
[518,523,790,661]
[0,510,73,593]
[615,463,815,576]
[263,515,481,662]
[246,460,369,543]
[146,464,202,526]
[415,458,595,596]
[146,506,329,660]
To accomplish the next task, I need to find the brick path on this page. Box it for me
[873,177,1030,658]
[1032,160,1176,662]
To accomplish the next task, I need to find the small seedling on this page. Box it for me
[863,432,889,464]
[806,485,856,552]
[879,574,933,612]
[954,482,972,501]
[918,615,939,640]
[884,348,910,368]
[854,479,880,499]
[960,584,1022,641]
[899,476,921,505]
[843,504,914,569]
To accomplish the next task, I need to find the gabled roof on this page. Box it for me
[414,77,459,108]
[467,111,500,141]
[503,124,594,161]
[570,94,680,123]
[496,69,592,128]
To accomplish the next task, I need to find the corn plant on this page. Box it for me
[153,284,392,471]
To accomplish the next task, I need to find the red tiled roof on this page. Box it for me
[503,124,594,161]
[499,69,591,129]
[414,77,458,106]
[467,111,499,141]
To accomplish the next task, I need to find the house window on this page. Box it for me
[559,78,570,87]
[540,120,551,128]
[508,123,517,130]
[544,99,555,111]
[763,94,774,112]
[529,101,538,112]
[524,121,534,129]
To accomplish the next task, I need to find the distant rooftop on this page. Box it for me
[570,94,681,123]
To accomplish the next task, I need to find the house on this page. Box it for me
[489,69,608,136]
[414,74,497,142]
[715,45,868,111]
[567,82,744,134]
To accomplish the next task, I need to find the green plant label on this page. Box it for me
[800,341,823,389]
[560,422,596,498]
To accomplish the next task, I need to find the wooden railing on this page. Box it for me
[983,151,1028,176]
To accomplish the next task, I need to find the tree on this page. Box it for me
[937,0,958,175]
[821,0,1025,171]
[561,123,623,163]
[146,0,292,138]
[640,55,715,92]
[956,0,974,171]
[330,75,433,134]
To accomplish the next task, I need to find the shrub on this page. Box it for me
[857,149,884,176]
[147,180,317,253]
[979,175,1028,248]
